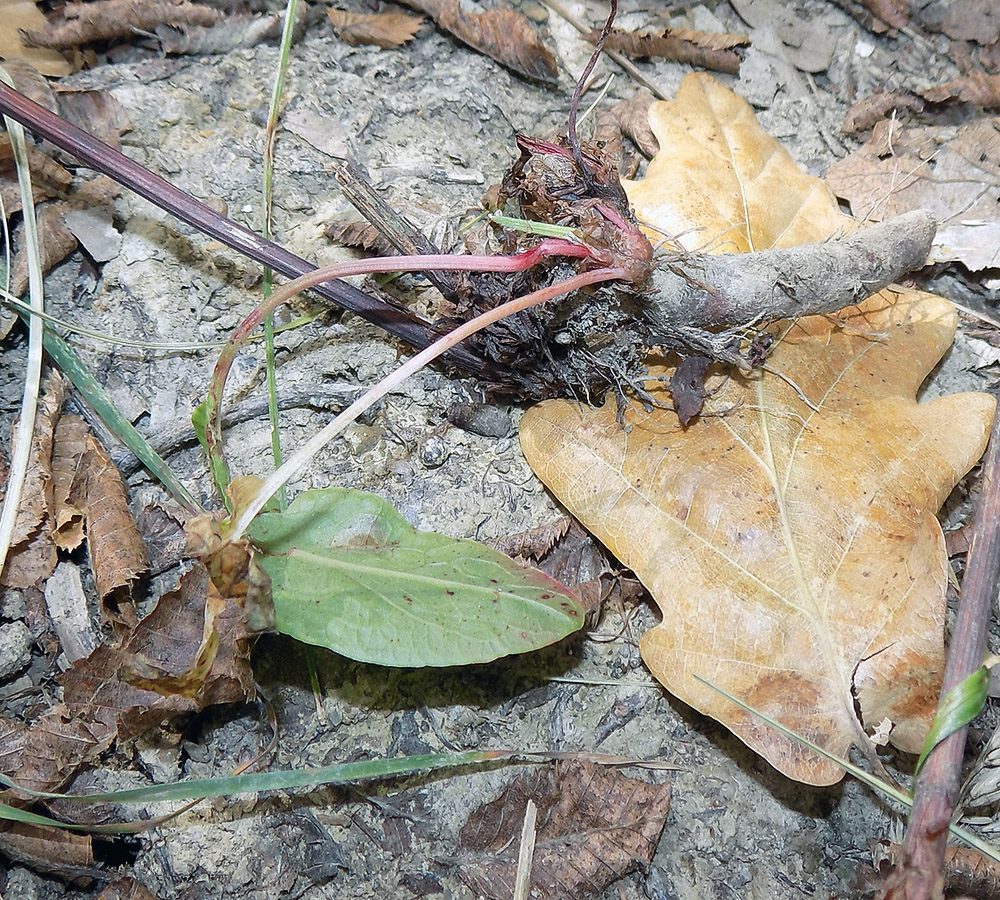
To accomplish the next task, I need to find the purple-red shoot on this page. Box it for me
[205,240,624,473]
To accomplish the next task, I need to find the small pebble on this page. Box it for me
[447,402,513,438]
[418,435,450,468]
[0,590,26,620]
[0,621,33,680]
[522,2,548,22]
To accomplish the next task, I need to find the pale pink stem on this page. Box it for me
[230,266,627,540]
[205,240,592,460]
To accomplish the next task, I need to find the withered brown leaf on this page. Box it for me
[841,89,924,134]
[324,219,398,256]
[0,564,256,793]
[458,761,670,900]
[610,89,659,158]
[327,8,423,49]
[20,0,222,48]
[827,117,1000,271]
[9,202,79,298]
[921,71,1000,107]
[591,26,747,74]
[399,0,557,85]
[50,413,89,551]
[85,434,149,610]
[0,822,96,881]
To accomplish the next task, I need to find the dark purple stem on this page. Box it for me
[567,0,618,183]
[882,402,1000,900]
[0,81,513,385]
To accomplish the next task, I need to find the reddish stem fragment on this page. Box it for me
[230,264,628,540]
[206,244,605,491]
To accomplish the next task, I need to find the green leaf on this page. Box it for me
[247,487,584,667]
[914,665,989,777]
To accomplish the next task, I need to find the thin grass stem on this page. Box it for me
[260,0,300,509]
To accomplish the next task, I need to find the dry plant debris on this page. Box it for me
[0,373,65,591]
[1,379,147,610]
[827,117,1000,271]
[457,760,670,900]
[589,25,748,75]
[0,821,95,882]
[0,0,71,75]
[398,0,558,85]
[0,563,256,794]
[521,75,996,786]
[921,71,1000,107]
[326,8,424,49]
[19,0,223,49]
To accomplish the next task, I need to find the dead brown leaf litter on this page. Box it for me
[828,116,1000,271]
[326,9,424,50]
[457,759,671,899]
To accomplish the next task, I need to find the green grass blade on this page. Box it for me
[0,749,508,807]
[260,0,300,510]
[693,673,1000,864]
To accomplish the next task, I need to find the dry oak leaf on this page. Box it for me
[623,74,852,254]
[522,74,996,785]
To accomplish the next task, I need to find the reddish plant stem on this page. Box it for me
[205,244,596,473]
[231,265,628,539]
[882,402,1000,900]
[0,81,512,385]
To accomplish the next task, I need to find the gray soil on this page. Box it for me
[3,1,1000,898]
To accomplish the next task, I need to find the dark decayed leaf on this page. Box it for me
[457,760,671,900]
[669,354,711,425]
[327,8,423,48]
[247,487,584,667]
[0,564,255,793]
[399,0,557,85]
